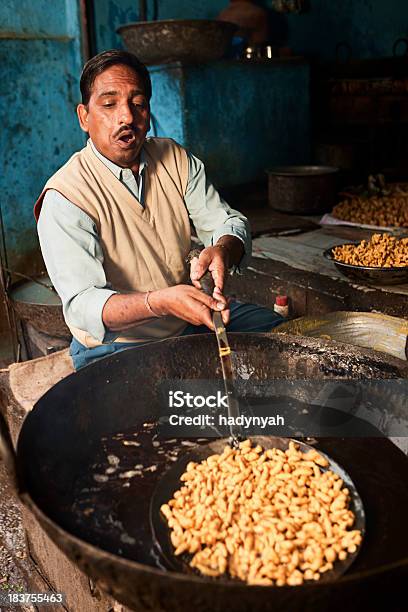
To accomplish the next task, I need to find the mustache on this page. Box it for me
[113,125,138,139]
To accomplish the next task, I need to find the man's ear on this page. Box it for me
[77,104,89,133]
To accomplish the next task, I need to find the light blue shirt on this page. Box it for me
[37,139,251,343]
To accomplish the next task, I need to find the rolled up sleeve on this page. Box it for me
[37,191,118,343]
[185,153,252,271]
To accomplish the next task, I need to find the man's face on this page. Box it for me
[77,64,150,168]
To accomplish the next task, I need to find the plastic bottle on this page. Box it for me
[274,295,289,318]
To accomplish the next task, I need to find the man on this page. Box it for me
[35,50,283,370]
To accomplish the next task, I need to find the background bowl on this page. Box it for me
[117,19,237,65]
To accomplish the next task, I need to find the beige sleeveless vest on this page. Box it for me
[35,138,191,347]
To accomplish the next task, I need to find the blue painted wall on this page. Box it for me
[150,60,310,186]
[183,60,310,185]
[149,64,186,144]
[0,1,84,269]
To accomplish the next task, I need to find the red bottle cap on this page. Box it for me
[275,295,288,306]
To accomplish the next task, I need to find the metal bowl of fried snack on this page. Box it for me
[324,233,408,285]
[152,438,365,586]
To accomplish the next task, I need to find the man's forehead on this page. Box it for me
[92,65,146,96]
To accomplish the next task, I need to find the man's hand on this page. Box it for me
[190,245,229,292]
[190,246,230,324]
[190,236,244,292]
[189,237,244,325]
[149,284,227,330]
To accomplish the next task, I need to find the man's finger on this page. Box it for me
[189,257,200,282]
[191,250,212,280]
[201,307,215,330]
[213,286,228,305]
[193,288,226,312]
[211,267,223,292]
[209,255,228,293]
[221,307,230,326]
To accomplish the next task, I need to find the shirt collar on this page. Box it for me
[89,138,148,179]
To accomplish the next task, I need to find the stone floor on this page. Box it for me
[0,465,35,612]
[1,326,37,611]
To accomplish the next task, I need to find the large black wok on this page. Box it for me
[1,333,408,612]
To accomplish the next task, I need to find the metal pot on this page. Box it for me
[267,166,339,215]
[117,20,237,66]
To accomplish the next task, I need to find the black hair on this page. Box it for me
[80,49,152,105]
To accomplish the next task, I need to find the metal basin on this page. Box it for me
[8,276,69,339]
[117,19,237,65]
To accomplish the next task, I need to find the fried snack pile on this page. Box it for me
[333,196,408,227]
[332,192,408,227]
[332,186,408,228]
[332,233,408,268]
[160,441,362,586]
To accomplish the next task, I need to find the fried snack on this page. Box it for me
[332,188,408,228]
[332,233,408,268]
[160,441,362,586]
